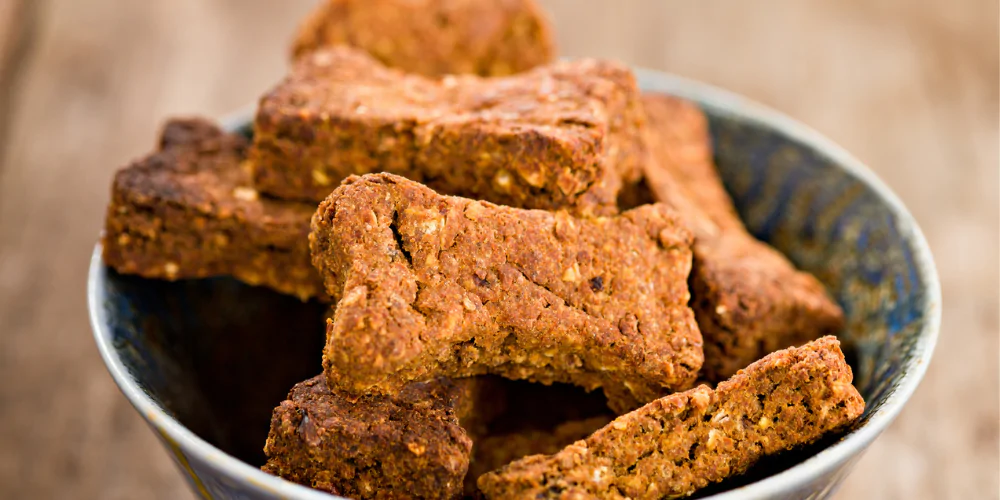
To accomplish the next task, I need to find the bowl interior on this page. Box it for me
[92,73,937,497]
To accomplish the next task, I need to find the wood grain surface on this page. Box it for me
[0,1,996,499]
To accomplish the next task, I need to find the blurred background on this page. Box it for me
[0,0,996,498]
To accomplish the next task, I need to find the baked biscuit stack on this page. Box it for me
[101,1,861,498]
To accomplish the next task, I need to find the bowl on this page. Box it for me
[88,68,940,500]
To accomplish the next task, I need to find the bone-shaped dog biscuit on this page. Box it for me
[310,173,703,412]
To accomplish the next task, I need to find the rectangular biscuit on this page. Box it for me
[477,336,865,499]
[291,0,555,77]
[310,173,702,412]
[102,118,326,301]
[640,94,845,380]
[263,375,502,500]
[251,46,645,215]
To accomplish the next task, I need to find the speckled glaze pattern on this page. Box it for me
[88,69,940,500]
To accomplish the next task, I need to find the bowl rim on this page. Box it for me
[88,68,941,500]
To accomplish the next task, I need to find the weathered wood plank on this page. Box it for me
[0,0,33,167]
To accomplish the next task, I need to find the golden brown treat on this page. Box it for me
[468,416,613,492]
[102,118,326,301]
[263,375,502,499]
[477,337,865,499]
[640,94,845,380]
[291,0,555,77]
[251,47,645,215]
[310,173,702,412]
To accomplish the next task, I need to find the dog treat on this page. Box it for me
[102,118,326,301]
[310,173,702,412]
[640,94,845,380]
[251,47,645,215]
[477,336,865,499]
[262,375,504,499]
[291,0,555,77]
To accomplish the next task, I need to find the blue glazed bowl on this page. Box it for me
[88,69,940,500]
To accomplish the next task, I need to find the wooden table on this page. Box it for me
[0,1,995,498]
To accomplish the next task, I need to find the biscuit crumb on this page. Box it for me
[562,263,581,282]
[406,442,426,456]
[462,297,477,311]
[493,169,513,192]
[232,186,258,201]
[163,262,180,278]
[312,169,332,186]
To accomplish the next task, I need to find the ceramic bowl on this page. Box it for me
[88,68,940,500]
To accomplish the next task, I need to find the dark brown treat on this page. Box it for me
[251,47,645,215]
[263,375,501,499]
[468,416,612,492]
[310,173,702,412]
[477,336,865,499]
[640,94,845,381]
[102,118,326,301]
[291,0,555,77]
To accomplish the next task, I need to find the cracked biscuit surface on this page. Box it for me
[310,173,702,412]
[291,0,555,77]
[102,118,325,301]
[252,47,645,215]
[640,94,845,380]
[477,336,864,499]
